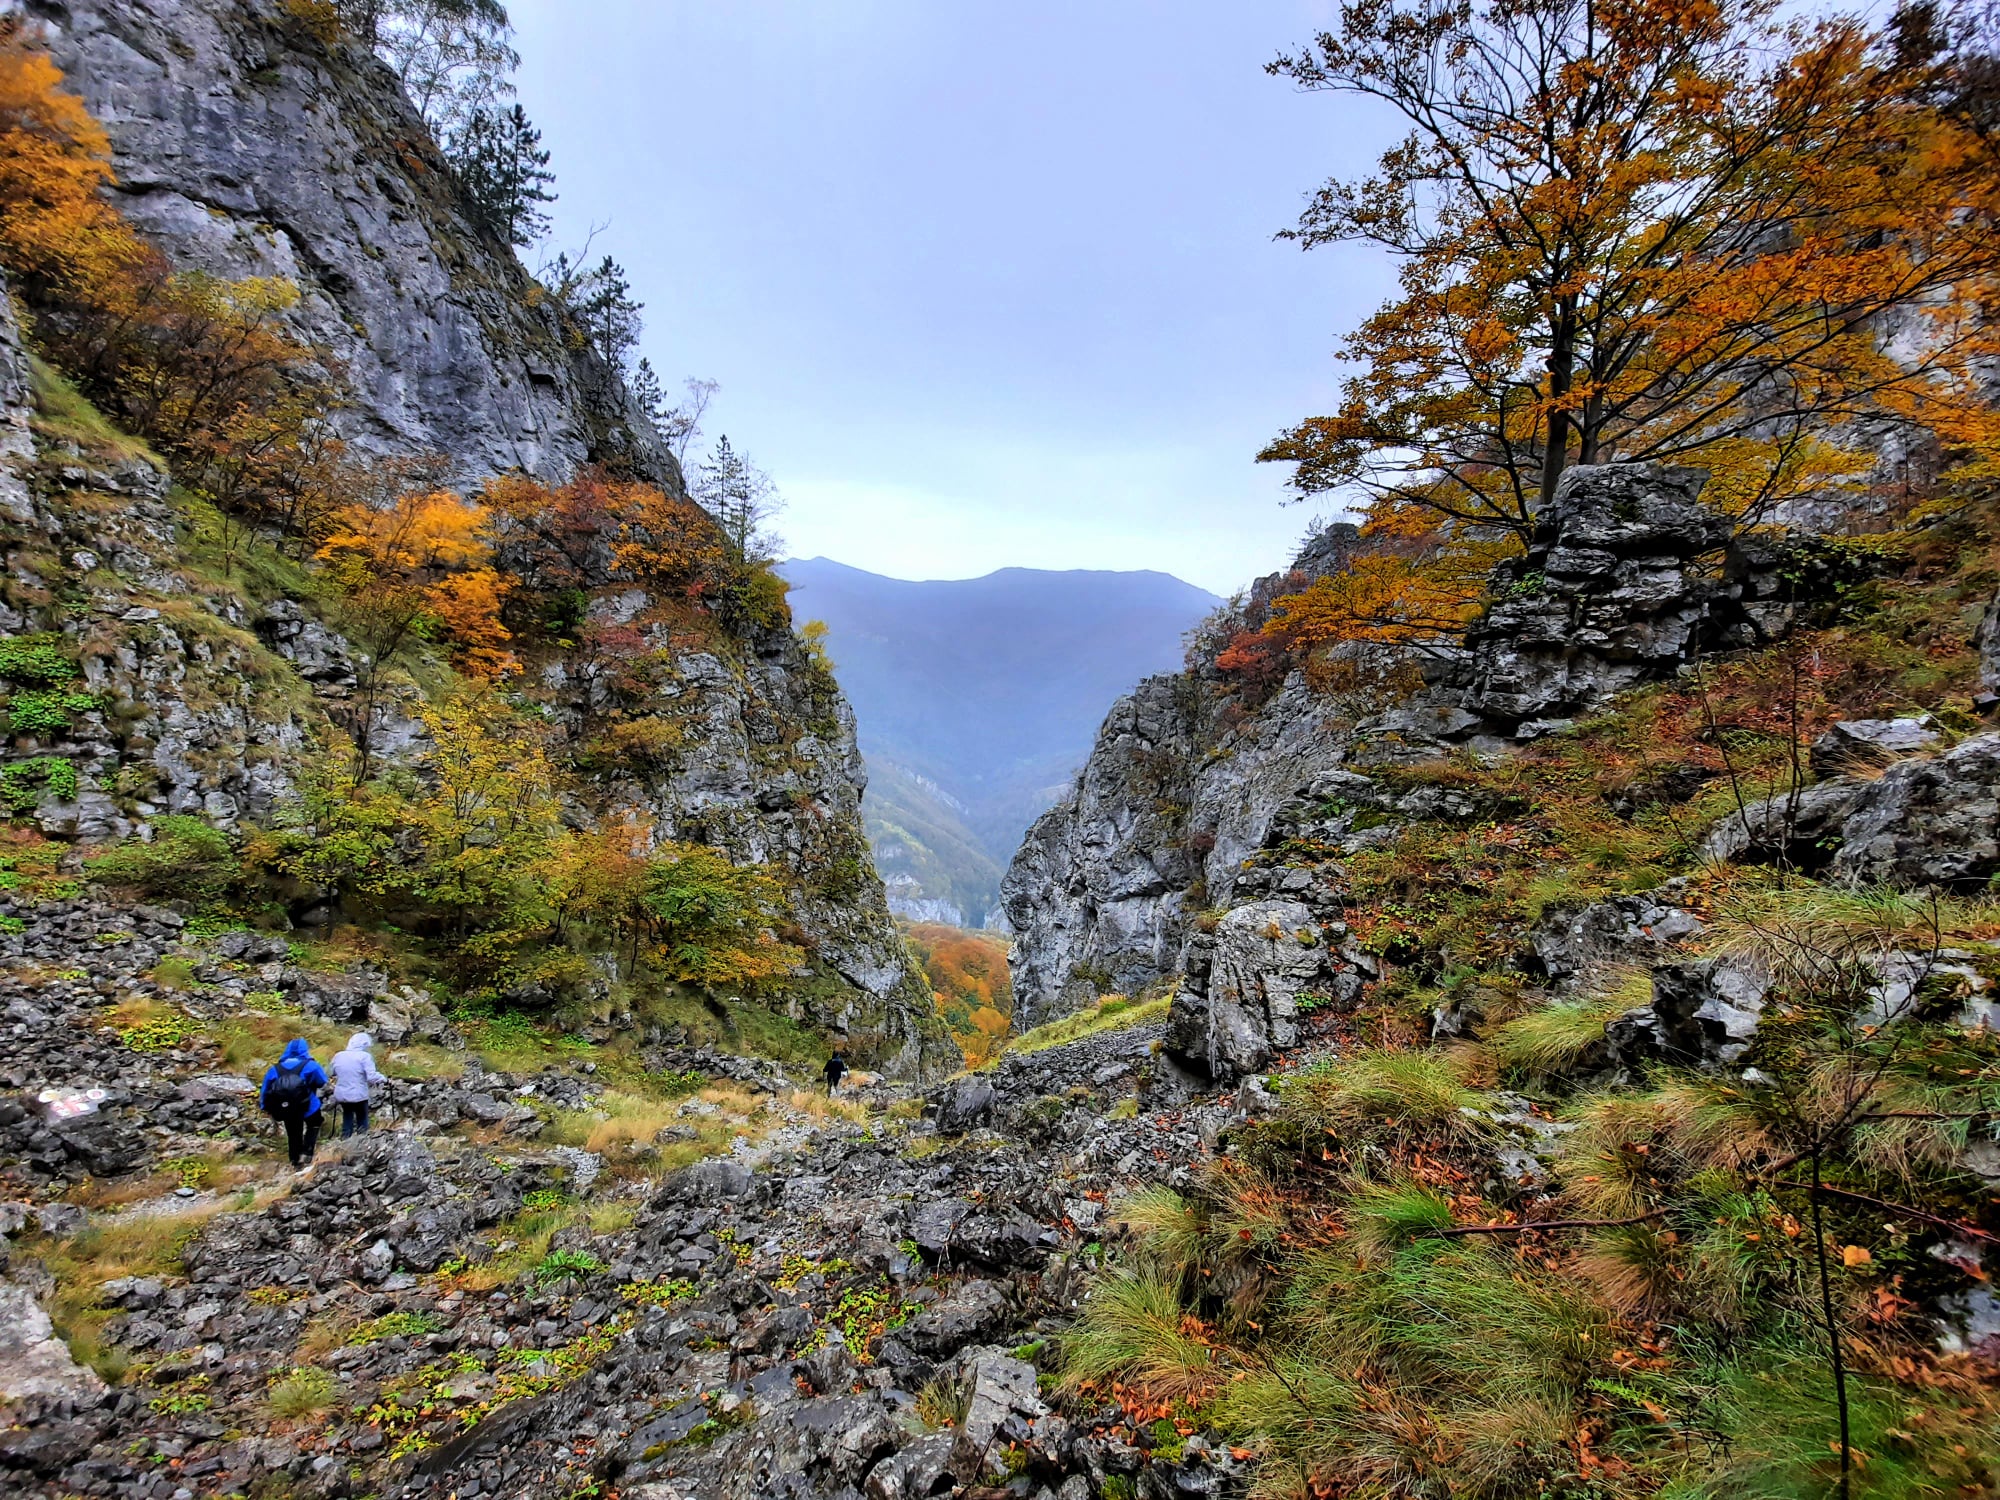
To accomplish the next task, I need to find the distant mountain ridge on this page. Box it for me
[780,558,1222,925]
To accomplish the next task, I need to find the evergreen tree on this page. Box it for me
[695,435,784,561]
[449,101,555,247]
[567,255,643,373]
[629,357,665,423]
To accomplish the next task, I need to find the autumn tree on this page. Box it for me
[483,468,731,611]
[317,490,514,774]
[632,843,802,988]
[0,18,150,308]
[1260,0,2000,540]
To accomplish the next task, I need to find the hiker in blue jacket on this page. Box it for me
[260,1038,328,1169]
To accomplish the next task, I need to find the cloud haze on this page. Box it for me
[508,0,1396,596]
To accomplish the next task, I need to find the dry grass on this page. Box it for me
[787,1087,872,1125]
[539,1083,768,1184]
[31,1201,234,1382]
[1487,971,1648,1078]
[267,1364,339,1420]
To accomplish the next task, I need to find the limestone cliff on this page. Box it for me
[0,0,952,1074]
[30,0,664,488]
[1002,462,1823,1050]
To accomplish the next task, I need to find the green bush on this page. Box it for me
[86,816,239,901]
[532,1248,605,1283]
[4,688,99,736]
[1,756,78,811]
[0,634,81,687]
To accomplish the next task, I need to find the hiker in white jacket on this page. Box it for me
[329,1032,387,1138]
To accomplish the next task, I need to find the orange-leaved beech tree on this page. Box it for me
[1259,0,2000,547]
[317,491,514,774]
[482,470,734,617]
[0,18,150,307]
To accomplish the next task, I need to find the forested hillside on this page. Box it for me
[782,556,1217,925]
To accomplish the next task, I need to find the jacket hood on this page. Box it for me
[280,1038,312,1069]
[346,1032,372,1053]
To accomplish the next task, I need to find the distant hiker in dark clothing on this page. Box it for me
[260,1037,328,1168]
[823,1050,847,1094]
[329,1031,386,1138]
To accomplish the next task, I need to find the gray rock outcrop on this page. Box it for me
[1705,732,2000,891]
[1166,900,1366,1079]
[0,267,34,527]
[0,23,948,1074]
[0,1275,105,1404]
[34,0,669,488]
[1809,716,1941,776]
[1605,955,1772,1071]
[1463,463,1729,728]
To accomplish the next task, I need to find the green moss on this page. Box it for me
[996,995,1172,1062]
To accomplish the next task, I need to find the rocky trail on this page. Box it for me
[0,894,1270,1500]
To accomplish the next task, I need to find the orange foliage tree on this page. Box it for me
[906,923,1014,1064]
[483,470,732,611]
[0,19,149,307]
[1260,0,2000,538]
[317,491,514,773]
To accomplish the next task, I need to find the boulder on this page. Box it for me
[1810,717,1941,776]
[1706,733,2000,891]
[899,1279,1010,1358]
[1167,901,1346,1078]
[1605,955,1771,1070]
[0,1275,105,1402]
[947,1351,1047,1482]
[1530,891,1705,988]
[864,1431,956,1500]
[934,1076,996,1136]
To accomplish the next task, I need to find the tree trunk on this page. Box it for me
[1537,303,1577,536]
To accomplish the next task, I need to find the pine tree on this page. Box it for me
[567,255,643,373]
[694,435,783,561]
[449,101,555,247]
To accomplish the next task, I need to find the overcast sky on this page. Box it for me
[507,1,1397,597]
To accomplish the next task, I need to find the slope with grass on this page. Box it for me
[1040,492,2000,1497]
[0,9,950,1074]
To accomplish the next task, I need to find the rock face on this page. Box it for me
[32,0,667,488]
[1003,674,1209,1023]
[1167,901,1367,1079]
[0,4,948,1071]
[1005,463,1835,1036]
[1463,464,1729,729]
[1706,732,2000,892]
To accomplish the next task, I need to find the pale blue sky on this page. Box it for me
[507,1,1396,596]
